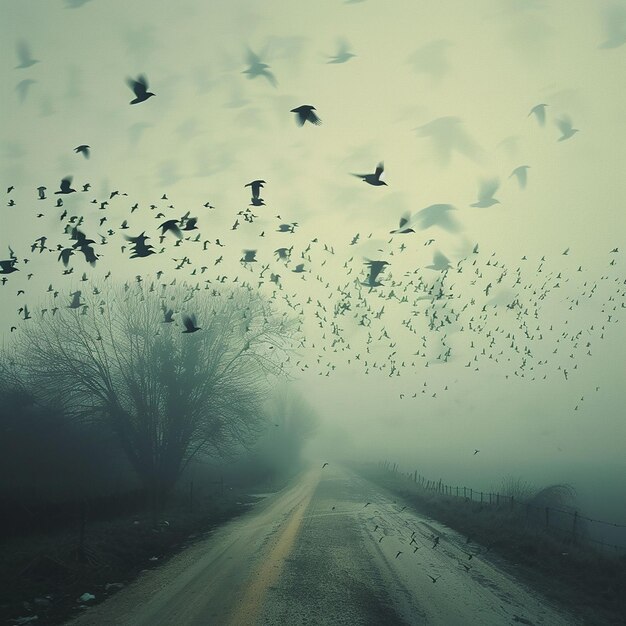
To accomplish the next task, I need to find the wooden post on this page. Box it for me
[414,470,417,483]
[456,486,459,497]
[463,487,467,498]
[469,489,473,501]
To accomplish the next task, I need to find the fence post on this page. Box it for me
[489,492,492,505]
[456,486,459,497]
[414,470,417,483]
[545,507,550,528]
[469,488,473,501]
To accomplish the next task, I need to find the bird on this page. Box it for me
[242,48,277,86]
[58,248,75,267]
[328,39,356,64]
[363,502,371,508]
[15,40,39,69]
[241,250,258,263]
[182,314,201,333]
[528,103,548,126]
[159,219,183,239]
[245,179,266,200]
[471,178,500,207]
[15,79,37,103]
[414,204,460,232]
[428,575,441,583]
[509,165,530,189]
[68,291,83,309]
[390,213,415,234]
[55,177,76,195]
[556,116,579,141]
[290,105,322,126]
[395,551,403,559]
[426,251,451,272]
[292,264,306,273]
[599,5,626,49]
[127,75,155,104]
[0,260,19,274]
[125,232,155,258]
[352,162,387,186]
[362,260,389,287]
[37,186,46,200]
[322,462,329,468]
[473,449,480,455]
[74,145,90,159]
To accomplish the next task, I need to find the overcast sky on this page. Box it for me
[2,0,625,525]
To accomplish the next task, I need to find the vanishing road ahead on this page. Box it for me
[67,466,577,625]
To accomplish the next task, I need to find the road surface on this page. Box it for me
[67,465,578,625]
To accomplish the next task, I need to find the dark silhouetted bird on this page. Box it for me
[353,162,387,186]
[241,249,258,263]
[322,462,329,468]
[127,75,155,104]
[245,179,266,199]
[55,177,76,195]
[159,219,183,239]
[125,232,155,258]
[182,314,201,333]
[428,575,441,583]
[74,145,90,159]
[0,260,18,274]
[362,260,389,287]
[291,105,322,126]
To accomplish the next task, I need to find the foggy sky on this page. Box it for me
[1,0,625,524]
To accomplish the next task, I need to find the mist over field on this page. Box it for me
[1,1,625,624]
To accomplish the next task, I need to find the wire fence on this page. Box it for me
[378,460,626,554]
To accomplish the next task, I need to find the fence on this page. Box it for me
[378,460,626,554]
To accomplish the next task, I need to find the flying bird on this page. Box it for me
[55,177,76,195]
[182,314,201,333]
[15,40,39,69]
[556,116,579,141]
[322,462,329,468]
[328,39,356,64]
[74,145,90,159]
[242,48,277,87]
[127,75,155,104]
[291,105,322,126]
[528,103,548,126]
[352,162,387,186]
[509,165,530,189]
[471,178,500,207]
[362,260,389,287]
[426,251,451,272]
[159,219,183,239]
[428,575,441,583]
[245,179,266,200]
[390,213,415,234]
[414,204,460,232]
[15,79,36,103]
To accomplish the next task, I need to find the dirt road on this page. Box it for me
[66,465,578,625]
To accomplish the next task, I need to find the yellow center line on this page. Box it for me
[227,471,319,626]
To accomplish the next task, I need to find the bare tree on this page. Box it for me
[8,282,295,512]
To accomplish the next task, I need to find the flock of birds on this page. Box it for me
[3,19,625,419]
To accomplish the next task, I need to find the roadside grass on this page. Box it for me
[357,464,626,626]
[0,487,260,626]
